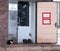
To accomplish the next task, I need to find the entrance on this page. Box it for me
[37,2,57,43]
[18,2,36,43]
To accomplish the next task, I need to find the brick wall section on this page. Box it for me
[0,0,8,45]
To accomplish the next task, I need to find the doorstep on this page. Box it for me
[0,44,60,51]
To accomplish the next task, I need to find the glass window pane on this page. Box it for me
[18,2,29,26]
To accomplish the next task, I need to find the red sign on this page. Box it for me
[42,12,51,25]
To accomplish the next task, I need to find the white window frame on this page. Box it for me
[57,2,60,45]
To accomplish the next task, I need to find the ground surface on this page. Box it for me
[0,44,60,51]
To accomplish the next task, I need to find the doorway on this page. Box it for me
[18,2,36,43]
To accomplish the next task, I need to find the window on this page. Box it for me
[18,2,29,26]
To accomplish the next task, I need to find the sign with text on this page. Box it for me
[9,3,17,11]
[53,0,60,1]
[42,12,51,25]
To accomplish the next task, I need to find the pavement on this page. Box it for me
[0,44,60,51]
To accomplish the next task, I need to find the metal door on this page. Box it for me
[37,2,57,43]
[18,2,31,43]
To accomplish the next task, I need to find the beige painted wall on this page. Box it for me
[37,2,57,43]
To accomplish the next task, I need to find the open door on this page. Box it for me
[18,2,36,43]
[18,2,31,43]
[8,0,36,43]
[37,2,57,43]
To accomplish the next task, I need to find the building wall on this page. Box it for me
[0,0,8,45]
[0,0,58,45]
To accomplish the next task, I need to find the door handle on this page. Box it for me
[18,17,20,25]
[29,33,31,37]
[55,23,57,27]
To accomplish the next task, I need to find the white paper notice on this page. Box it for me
[43,14,50,17]
[9,3,17,11]
[44,20,50,23]
[53,0,60,1]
